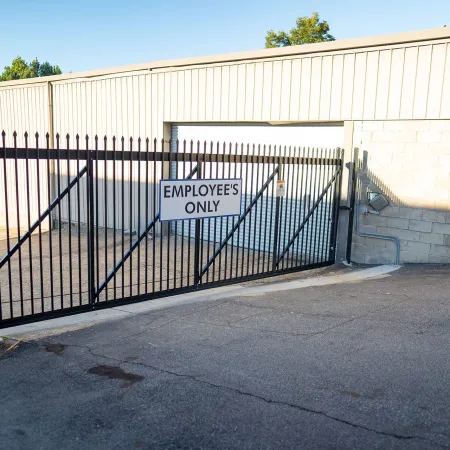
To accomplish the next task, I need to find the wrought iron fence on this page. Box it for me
[0,131,343,327]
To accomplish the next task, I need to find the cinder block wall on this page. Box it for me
[351,120,450,264]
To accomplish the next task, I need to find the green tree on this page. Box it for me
[265,12,335,48]
[1,56,62,81]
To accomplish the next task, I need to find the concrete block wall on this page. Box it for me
[351,120,450,264]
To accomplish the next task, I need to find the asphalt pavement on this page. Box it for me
[1,265,449,449]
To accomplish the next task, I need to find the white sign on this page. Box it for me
[160,179,242,221]
[276,180,286,197]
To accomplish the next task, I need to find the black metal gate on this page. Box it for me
[0,131,343,328]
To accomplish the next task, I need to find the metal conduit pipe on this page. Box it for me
[354,199,400,265]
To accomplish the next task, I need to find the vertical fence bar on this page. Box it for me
[2,131,14,317]
[272,155,281,273]
[45,133,55,311]
[180,140,186,288]
[187,141,193,286]
[76,135,82,306]
[153,139,158,293]
[241,144,250,278]
[308,148,318,266]
[236,143,243,278]
[13,132,24,316]
[193,151,202,287]
[257,144,265,274]
[286,147,300,268]
[281,145,292,270]
[172,140,178,290]
[306,148,315,266]
[113,136,117,301]
[104,136,109,301]
[263,145,272,273]
[86,136,96,306]
[66,134,73,307]
[327,149,336,260]
[321,149,329,262]
[323,149,333,261]
[230,142,237,278]
[24,133,34,313]
[35,133,45,312]
[292,148,302,268]
[166,140,171,291]
[137,137,141,296]
[313,149,324,265]
[251,144,261,275]
[55,134,65,309]
[129,137,133,298]
[198,141,207,284]
[121,137,125,299]
[159,139,164,292]
[210,143,218,282]
[219,142,226,281]
[246,144,255,276]
[94,136,100,302]
[300,148,311,266]
[145,138,149,294]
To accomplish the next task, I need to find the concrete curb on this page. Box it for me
[2,265,401,339]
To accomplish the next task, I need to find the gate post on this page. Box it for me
[335,121,356,263]
[329,148,345,261]
[345,148,359,263]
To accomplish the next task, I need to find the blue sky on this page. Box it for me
[1,0,450,74]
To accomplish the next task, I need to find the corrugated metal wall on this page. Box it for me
[0,85,50,230]
[25,39,450,143]
[1,40,449,141]
[1,38,450,234]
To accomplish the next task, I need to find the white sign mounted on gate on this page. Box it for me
[160,179,242,221]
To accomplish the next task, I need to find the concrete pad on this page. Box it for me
[3,264,401,339]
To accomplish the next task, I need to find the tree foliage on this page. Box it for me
[1,56,62,81]
[265,12,335,48]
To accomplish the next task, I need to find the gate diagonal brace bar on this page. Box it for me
[274,165,341,269]
[95,165,199,299]
[200,166,279,277]
[0,165,88,271]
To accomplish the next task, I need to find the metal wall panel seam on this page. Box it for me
[439,43,449,117]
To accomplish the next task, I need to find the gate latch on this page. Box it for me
[339,205,352,211]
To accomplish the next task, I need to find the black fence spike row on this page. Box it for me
[0,131,343,328]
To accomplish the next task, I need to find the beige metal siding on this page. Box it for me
[0,85,49,231]
[0,85,48,144]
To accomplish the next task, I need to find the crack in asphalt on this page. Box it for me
[59,341,448,448]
